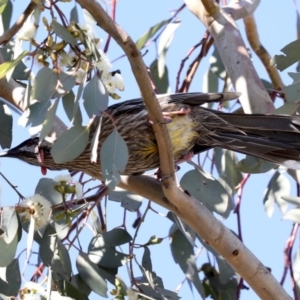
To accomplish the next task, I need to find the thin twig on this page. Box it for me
[0,2,37,45]
[0,171,24,199]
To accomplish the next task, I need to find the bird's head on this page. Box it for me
[0,137,55,171]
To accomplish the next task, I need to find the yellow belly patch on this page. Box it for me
[167,115,198,158]
[137,115,198,160]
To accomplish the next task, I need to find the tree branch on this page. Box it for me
[0,2,37,45]
[75,0,178,194]
[185,0,275,113]
[243,14,284,91]
[74,1,291,298]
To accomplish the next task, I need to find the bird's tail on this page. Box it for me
[194,109,300,169]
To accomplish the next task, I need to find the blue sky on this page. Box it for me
[0,1,299,299]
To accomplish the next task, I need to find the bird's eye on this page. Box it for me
[27,139,36,146]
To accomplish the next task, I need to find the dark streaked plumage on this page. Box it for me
[2,92,300,174]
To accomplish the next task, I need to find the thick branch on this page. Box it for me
[74,1,291,298]
[243,14,284,91]
[75,0,177,190]
[185,0,275,113]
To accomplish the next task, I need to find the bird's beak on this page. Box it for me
[0,149,17,157]
[0,150,9,157]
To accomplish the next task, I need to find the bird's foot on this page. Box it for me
[162,106,191,116]
[176,151,194,165]
[147,107,191,125]
[154,152,194,181]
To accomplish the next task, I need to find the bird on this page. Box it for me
[2,92,300,175]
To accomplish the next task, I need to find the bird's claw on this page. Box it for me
[147,106,191,126]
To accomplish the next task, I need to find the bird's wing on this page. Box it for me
[107,98,145,116]
[106,92,240,116]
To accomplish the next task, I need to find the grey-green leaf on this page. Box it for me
[35,178,63,206]
[150,59,169,94]
[1,206,18,244]
[283,208,300,223]
[214,148,243,196]
[51,20,77,46]
[76,252,108,297]
[62,90,83,126]
[0,103,12,148]
[1,0,12,32]
[281,195,300,206]
[51,125,89,164]
[0,230,18,267]
[70,4,79,23]
[142,247,152,272]
[109,187,143,211]
[82,74,108,117]
[237,155,276,174]
[283,73,300,103]
[170,228,205,298]
[39,98,59,141]
[180,167,231,217]
[100,128,129,189]
[89,228,132,248]
[272,38,300,71]
[0,50,28,79]
[263,171,290,218]
[0,259,20,296]
[135,18,171,50]
[32,67,59,102]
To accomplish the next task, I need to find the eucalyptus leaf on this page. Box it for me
[0,103,12,149]
[202,69,219,97]
[237,155,276,174]
[70,274,92,296]
[0,230,18,267]
[135,18,171,50]
[283,73,300,103]
[1,206,18,244]
[272,38,300,71]
[214,148,243,196]
[76,252,108,297]
[180,166,231,217]
[263,171,290,218]
[51,20,77,46]
[62,90,83,126]
[0,50,28,79]
[32,67,59,102]
[109,187,143,211]
[0,0,11,33]
[63,280,89,300]
[35,178,63,206]
[209,47,226,79]
[40,225,72,280]
[281,195,300,206]
[0,0,8,14]
[70,4,79,23]
[142,247,152,272]
[157,19,180,80]
[150,59,169,94]
[100,128,129,189]
[39,98,59,141]
[82,74,108,117]
[170,228,205,298]
[0,259,20,296]
[283,208,300,223]
[51,125,90,164]
[0,42,30,80]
